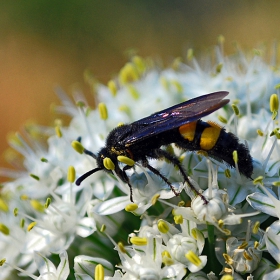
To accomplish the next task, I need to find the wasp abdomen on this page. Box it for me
[178,120,253,178]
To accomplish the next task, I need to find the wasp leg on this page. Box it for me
[119,166,134,202]
[140,157,179,197]
[152,149,208,204]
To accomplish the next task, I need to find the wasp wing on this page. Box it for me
[124,91,229,147]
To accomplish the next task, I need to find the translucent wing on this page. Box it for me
[123,91,229,147]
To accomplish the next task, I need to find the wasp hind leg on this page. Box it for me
[144,162,180,197]
[151,149,208,204]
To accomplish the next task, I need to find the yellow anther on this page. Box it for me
[223,253,234,265]
[45,197,51,209]
[257,129,264,136]
[67,166,76,183]
[253,176,264,185]
[191,228,198,240]
[178,201,185,207]
[172,57,182,71]
[41,157,48,163]
[218,115,228,124]
[162,250,171,259]
[125,203,138,212]
[117,156,135,166]
[174,215,183,224]
[30,174,40,181]
[243,250,252,261]
[132,55,146,74]
[221,275,233,280]
[231,104,240,116]
[0,223,10,235]
[98,102,108,120]
[30,199,45,213]
[224,169,231,178]
[254,241,259,248]
[107,80,117,96]
[253,221,260,234]
[271,93,279,111]
[218,219,224,227]
[216,63,223,73]
[158,220,169,234]
[273,181,280,187]
[185,251,201,267]
[85,107,91,117]
[232,150,238,164]
[118,242,127,253]
[0,259,6,266]
[160,77,169,90]
[20,195,29,200]
[119,62,139,84]
[0,198,8,212]
[95,264,104,280]
[55,126,62,138]
[162,250,174,266]
[100,224,106,232]
[223,229,231,236]
[151,194,160,205]
[118,105,131,115]
[187,48,194,61]
[270,128,280,139]
[76,101,86,107]
[253,49,262,56]
[171,80,183,93]
[13,208,18,216]
[27,221,37,231]
[127,85,140,100]
[7,132,23,147]
[237,241,248,249]
[103,157,115,170]
[20,218,25,228]
[270,93,279,120]
[217,34,225,44]
[71,140,85,154]
[130,237,147,246]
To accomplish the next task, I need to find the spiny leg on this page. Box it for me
[145,162,180,196]
[152,148,208,204]
[121,165,134,202]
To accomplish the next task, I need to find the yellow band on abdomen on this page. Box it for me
[200,122,221,150]
[179,121,197,141]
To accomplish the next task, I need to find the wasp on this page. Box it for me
[76,91,253,202]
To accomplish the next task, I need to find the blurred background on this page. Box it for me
[0,0,280,180]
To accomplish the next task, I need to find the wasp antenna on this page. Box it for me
[76,167,102,185]
[84,148,97,159]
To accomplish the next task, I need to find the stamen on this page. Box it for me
[67,166,76,183]
[103,157,115,170]
[71,140,85,154]
[130,236,147,246]
[117,156,135,166]
[98,102,108,120]
[185,251,201,267]
[157,220,169,234]
[107,80,117,96]
[95,264,104,280]
[270,93,279,120]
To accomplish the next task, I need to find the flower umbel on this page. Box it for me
[1,45,280,279]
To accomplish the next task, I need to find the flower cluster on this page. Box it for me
[1,43,280,280]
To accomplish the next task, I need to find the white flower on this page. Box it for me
[2,46,280,279]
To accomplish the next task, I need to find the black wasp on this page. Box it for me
[76,91,253,202]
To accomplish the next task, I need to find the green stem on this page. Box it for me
[206,223,221,276]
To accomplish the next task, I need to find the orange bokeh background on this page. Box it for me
[1,1,280,181]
